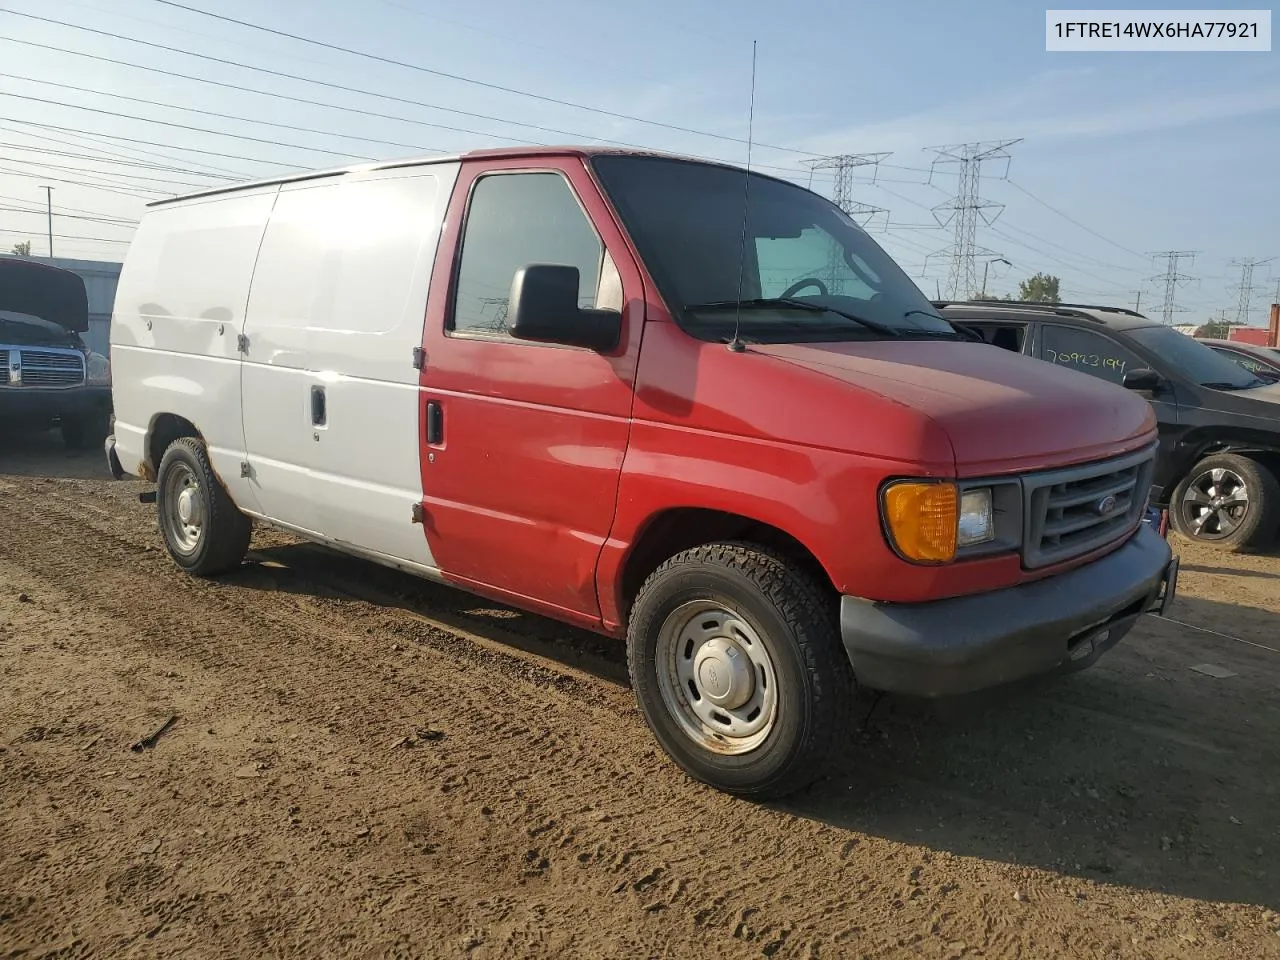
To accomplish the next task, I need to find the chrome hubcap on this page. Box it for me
[655,600,778,755]
[162,463,204,554]
[1182,467,1249,540]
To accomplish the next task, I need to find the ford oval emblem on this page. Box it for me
[1094,494,1118,516]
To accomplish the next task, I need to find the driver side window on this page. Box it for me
[755,226,877,301]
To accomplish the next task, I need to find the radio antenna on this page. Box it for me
[727,39,758,354]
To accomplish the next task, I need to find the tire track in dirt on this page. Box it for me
[2,475,1275,958]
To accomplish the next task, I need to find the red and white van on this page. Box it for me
[105,147,1178,798]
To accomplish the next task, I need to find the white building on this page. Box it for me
[0,254,121,356]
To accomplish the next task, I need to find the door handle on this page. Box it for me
[425,400,443,445]
[311,385,327,427]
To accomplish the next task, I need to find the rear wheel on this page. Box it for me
[626,542,853,799]
[1169,453,1279,551]
[155,437,252,576]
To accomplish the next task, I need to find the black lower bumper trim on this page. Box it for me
[840,525,1176,697]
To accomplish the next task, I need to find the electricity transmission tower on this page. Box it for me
[922,140,1020,300]
[802,153,889,294]
[1229,257,1274,325]
[1147,251,1197,324]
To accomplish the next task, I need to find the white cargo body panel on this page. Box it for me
[109,157,460,570]
[240,163,459,565]
[109,185,279,506]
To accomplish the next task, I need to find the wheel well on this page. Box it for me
[1168,443,1280,495]
[146,413,201,478]
[618,508,837,622]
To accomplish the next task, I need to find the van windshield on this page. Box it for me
[591,155,956,344]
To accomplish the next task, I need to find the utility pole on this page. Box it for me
[802,153,890,294]
[1133,290,1142,311]
[43,186,54,258]
[1229,257,1274,326]
[1147,251,1197,324]
[981,257,1010,298]
[923,139,1021,300]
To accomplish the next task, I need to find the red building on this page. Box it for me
[1227,305,1280,347]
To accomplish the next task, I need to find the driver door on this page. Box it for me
[417,158,645,624]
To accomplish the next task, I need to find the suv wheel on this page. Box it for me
[626,542,853,799]
[1169,453,1280,551]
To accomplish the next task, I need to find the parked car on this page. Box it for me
[105,148,1177,798]
[0,256,112,449]
[1197,337,1280,379]
[937,300,1280,551]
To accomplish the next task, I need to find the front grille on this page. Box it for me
[1,347,86,388]
[1022,445,1156,569]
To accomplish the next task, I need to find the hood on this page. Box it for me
[0,257,89,333]
[753,339,1157,475]
[1198,379,1280,420]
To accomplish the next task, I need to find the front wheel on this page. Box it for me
[626,542,853,799]
[155,437,252,576]
[1169,453,1280,551]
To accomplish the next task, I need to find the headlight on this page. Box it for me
[881,482,995,563]
[881,481,958,563]
[957,488,994,547]
[86,352,111,386]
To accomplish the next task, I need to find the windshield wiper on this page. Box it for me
[683,298,900,337]
[1200,381,1257,391]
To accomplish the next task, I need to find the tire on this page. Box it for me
[60,411,109,450]
[155,436,252,576]
[1169,453,1280,552]
[626,542,853,799]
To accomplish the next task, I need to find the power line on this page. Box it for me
[0,203,137,226]
[1229,257,1274,325]
[0,152,207,191]
[0,191,140,223]
[0,140,223,182]
[0,92,374,163]
[0,163,163,200]
[0,72,442,155]
[0,21,835,184]
[0,36,540,148]
[144,0,827,157]
[1148,251,1198,324]
[1004,179,1147,261]
[4,118,293,175]
[0,119,255,180]
[0,225,130,244]
[925,139,1019,299]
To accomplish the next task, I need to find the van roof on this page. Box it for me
[146,146,768,209]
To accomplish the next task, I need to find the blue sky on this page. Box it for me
[0,0,1276,324]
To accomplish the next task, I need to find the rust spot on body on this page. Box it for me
[138,461,156,482]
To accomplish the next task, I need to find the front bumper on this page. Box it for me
[840,524,1177,697]
[0,385,111,421]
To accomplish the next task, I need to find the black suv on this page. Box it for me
[0,257,112,449]
[935,300,1280,552]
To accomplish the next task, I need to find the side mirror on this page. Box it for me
[1122,368,1162,392]
[506,264,621,352]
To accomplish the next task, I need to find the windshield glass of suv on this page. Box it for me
[1128,325,1267,389]
[591,155,954,344]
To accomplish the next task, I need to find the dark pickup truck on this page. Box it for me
[937,300,1280,552]
[1,257,112,449]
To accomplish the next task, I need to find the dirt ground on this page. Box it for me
[3,430,1280,960]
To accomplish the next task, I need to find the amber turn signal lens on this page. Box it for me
[881,481,959,563]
